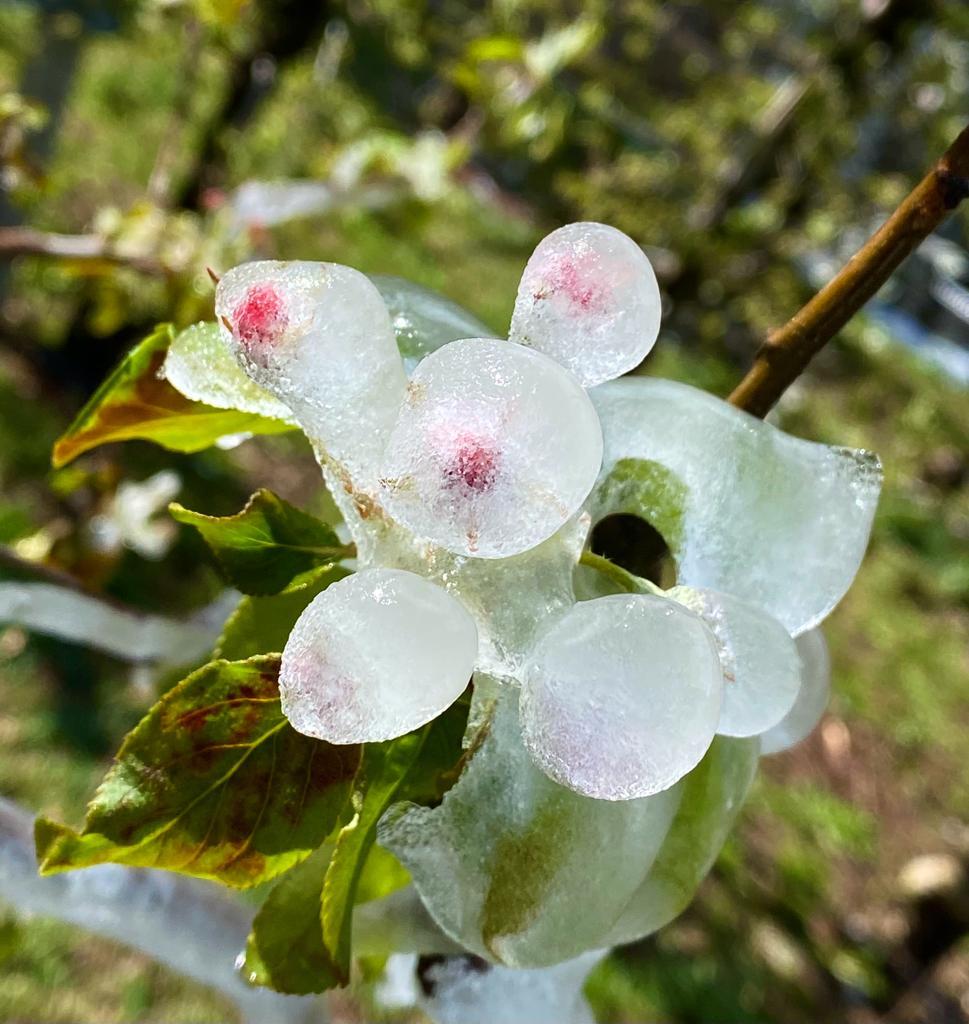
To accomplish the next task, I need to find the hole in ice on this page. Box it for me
[590,513,677,588]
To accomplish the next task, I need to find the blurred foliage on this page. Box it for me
[0,0,968,1021]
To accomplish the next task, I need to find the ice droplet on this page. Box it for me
[279,568,477,743]
[215,261,406,482]
[668,586,800,738]
[759,628,831,754]
[509,222,662,387]
[380,338,602,558]
[520,593,723,800]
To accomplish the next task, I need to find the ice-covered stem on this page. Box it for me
[728,120,969,418]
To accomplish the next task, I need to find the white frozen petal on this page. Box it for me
[279,568,477,743]
[520,593,723,799]
[589,376,881,634]
[509,222,662,387]
[668,586,800,738]
[759,627,831,754]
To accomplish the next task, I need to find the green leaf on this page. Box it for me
[171,490,351,595]
[52,325,292,468]
[245,695,470,993]
[35,656,360,888]
[215,565,351,660]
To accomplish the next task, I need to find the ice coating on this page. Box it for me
[379,683,682,967]
[417,951,605,1024]
[370,275,497,372]
[163,322,296,423]
[215,260,407,482]
[509,222,662,387]
[520,594,723,799]
[380,339,603,558]
[760,627,831,755]
[668,586,800,738]
[589,376,882,634]
[604,734,760,946]
[279,569,477,744]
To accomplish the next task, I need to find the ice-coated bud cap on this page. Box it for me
[510,222,662,387]
[380,338,603,559]
[280,568,478,744]
[520,593,723,800]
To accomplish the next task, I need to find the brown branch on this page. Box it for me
[728,121,969,418]
[0,226,165,275]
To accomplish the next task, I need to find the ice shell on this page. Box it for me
[215,261,407,481]
[417,950,605,1024]
[509,222,662,387]
[589,376,882,634]
[520,594,723,800]
[668,586,800,738]
[279,568,477,744]
[163,322,297,424]
[380,338,603,559]
[370,275,496,372]
[379,683,682,967]
[759,628,831,755]
[604,734,760,946]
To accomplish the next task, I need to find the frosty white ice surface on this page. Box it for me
[279,568,477,744]
[668,586,800,738]
[604,734,760,946]
[509,222,662,387]
[589,376,882,634]
[760,628,831,754]
[417,950,605,1024]
[380,339,603,558]
[520,594,723,799]
[215,261,407,481]
[370,275,496,372]
[380,683,682,967]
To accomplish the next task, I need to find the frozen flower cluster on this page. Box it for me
[164,221,881,967]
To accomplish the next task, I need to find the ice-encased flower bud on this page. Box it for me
[667,586,800,738]
[380,339,603,559]
[279,568,478,744]
[520,593,723,800]
[215,261,407,481]
[509,222,662,387]
[759,628,831,755]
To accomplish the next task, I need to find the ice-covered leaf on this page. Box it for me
[589,377,881,634]
[321,700,471,985]
[760,628,831,755]
[52,325,292,468]
[215,261,407,482]
[370,275,495,372]
[215,565,350,660]
[381,338,602,558]
[280,569,477,744]
[510,222,662,387]
[668,586,800,738]
[170,489,350,595]
[35,656,360,887]
[380,683,682,967]
[163,321,297,423]
[604,734,759,946]
[520,593,723,799]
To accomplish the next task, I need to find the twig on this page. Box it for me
[0,226,165,275]
[728,121,969,418]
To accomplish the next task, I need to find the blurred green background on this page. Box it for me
[1,1,967,1021]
